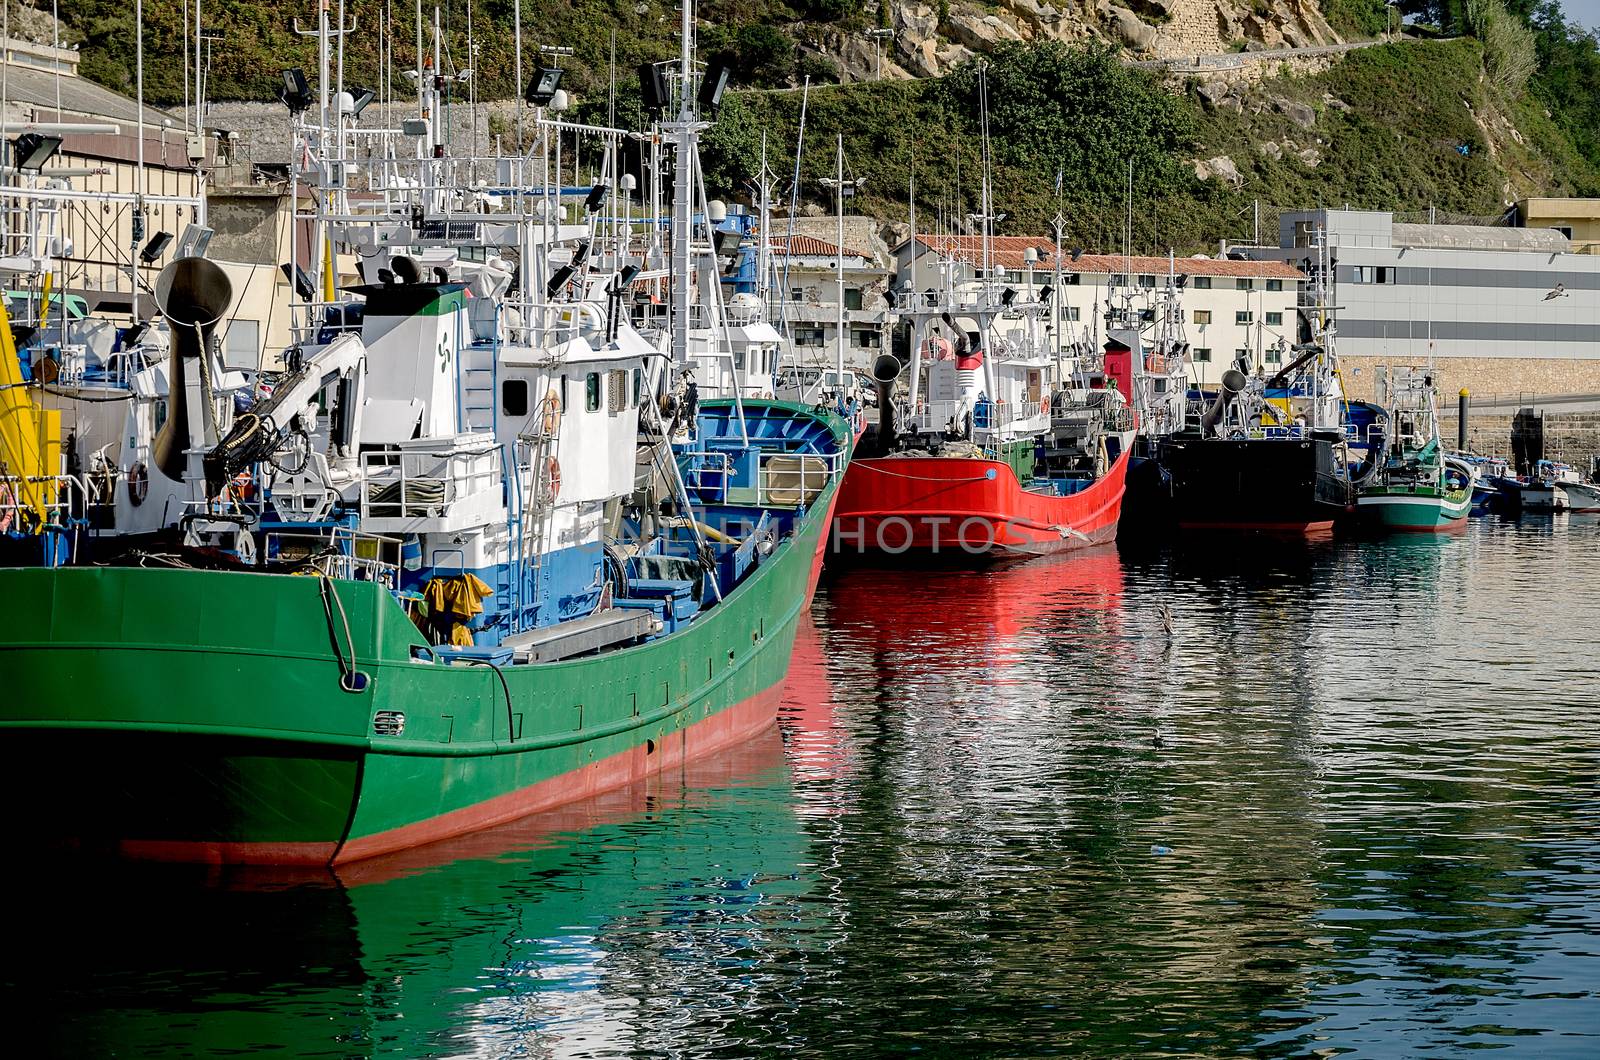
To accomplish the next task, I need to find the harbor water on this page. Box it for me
[10,516,1600,1057]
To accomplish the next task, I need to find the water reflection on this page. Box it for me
[6,727,814,1058]
[10,521,1600,1056]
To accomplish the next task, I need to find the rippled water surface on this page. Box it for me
[9,517,1600,1057]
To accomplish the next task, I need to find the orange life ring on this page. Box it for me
[1040,396,1050,416]
[127,462,148,507]
[546,456,562,498]
[541,389,562,436]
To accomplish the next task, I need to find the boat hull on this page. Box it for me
[1559,480,1600,513]
[830,447,1129,560]
[1356,490,1471,531]
[0,406,846,866]
[1151,434,1351,534]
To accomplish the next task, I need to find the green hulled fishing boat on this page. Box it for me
[0,410,840,866]
[1355,366,1473,533]
[0,27,850,865]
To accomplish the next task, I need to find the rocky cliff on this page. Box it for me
[820,0,1346,83]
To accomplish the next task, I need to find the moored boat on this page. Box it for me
[1355,367,1473,532]
[0,398,844,866]
[832,253,1133,561]
[1137,227,1360,535]
[0,21,851,867]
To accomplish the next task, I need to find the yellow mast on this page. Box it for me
[0,293,51,524]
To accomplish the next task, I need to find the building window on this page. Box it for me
[1193,310,1212,325]
[1138,274,1156,288]
[1110,273,1127,287]
[1265,347,1283,364]
[1193,347,1212,362]
[1236,348,1251,363]
[852,328,881,348]
[502,379,529,416]
[1236,310,1253,325]
[585,372,601,412]
[1065,306,1081,321]
[1266,279,1283,292]
[1235,278,1254,291]
[1265,312,1283,326]
[1192,276,1212,289]
[1062,274,1081,286]
[789,288,803,303]
[1552,225,1574,239]
[794,327,825,347]
[1352,265,1392,284]
[843,287,864,311]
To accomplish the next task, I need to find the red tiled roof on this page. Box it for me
[771,235,871,259]
[904,234,1304,279]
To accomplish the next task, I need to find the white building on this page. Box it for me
[767,234,893,372]
[893,235,1305,385]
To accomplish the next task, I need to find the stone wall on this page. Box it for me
[1338,356,1600,406]
[1338,354,1600,463]
[1443,412,1600,465]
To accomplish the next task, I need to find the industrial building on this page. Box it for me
[1243,209,1600,405]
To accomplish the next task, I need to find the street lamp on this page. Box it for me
[865,28,894,81]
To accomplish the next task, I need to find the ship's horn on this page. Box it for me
[1199,368,1247,438]
[871,351,905,445]
[152,258,233,481]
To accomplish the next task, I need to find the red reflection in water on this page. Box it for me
[822,545,1126,667]
[779,612,849,786]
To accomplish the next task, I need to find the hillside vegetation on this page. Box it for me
[30,1,1600,252]
[700,35,1600,254]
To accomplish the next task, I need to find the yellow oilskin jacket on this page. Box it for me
[423,573,494,646]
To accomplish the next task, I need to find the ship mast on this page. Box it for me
[668,0,694,366]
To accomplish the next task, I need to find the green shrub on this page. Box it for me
[1321,0,1393,38]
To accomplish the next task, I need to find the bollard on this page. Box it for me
[1458,388,1469,452]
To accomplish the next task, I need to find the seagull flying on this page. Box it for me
[1544,283,1568,300]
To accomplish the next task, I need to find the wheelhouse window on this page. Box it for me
[585,372,600,412]
[502,379,529,416]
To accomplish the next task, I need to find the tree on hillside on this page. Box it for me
[938,42,1198,210]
